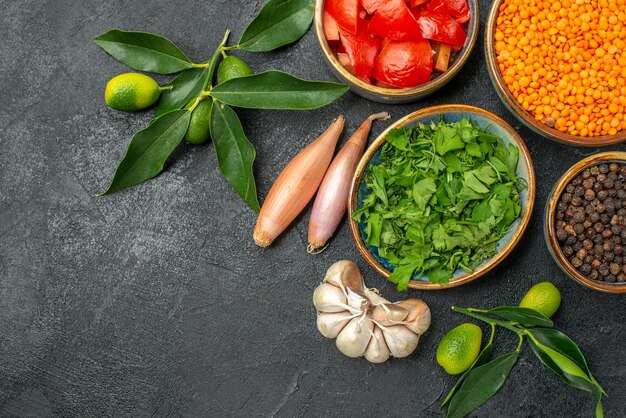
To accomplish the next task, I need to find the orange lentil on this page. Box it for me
[495,0,626,137]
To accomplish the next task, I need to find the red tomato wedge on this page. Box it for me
[323,10,340,41]
[373,39,433,88]
[368,0,423,41]
[427,0,469,18]
[360,0,386,14]
[408,0,430,6]
[416,10,466,47]
[326,0,360,34]
[339,22,381,79]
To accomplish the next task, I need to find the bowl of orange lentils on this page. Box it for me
[485,0,626,146]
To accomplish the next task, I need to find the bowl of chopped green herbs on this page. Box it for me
[349,105,535,290]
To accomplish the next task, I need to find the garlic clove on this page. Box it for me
[364,325,390,364]
[339,261,366,292]
[313,283,348,313]
[323,260,353,289]
[317,311,354,339]
[381,325,420,358]
[335,316,374,358]
[371,303,409,325]
[397,299,431,335]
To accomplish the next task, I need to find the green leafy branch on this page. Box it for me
[441,306,606,418]
[93,0,348,211]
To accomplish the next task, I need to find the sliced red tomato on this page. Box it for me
[339,22,381,79]
[455,10,471,24]
[408,0,430,7]
[427,0,469,18]
[326,0,360,34]
[360,0,386,14]
[416,10,466,47]
[368,0,422,41]
[373,39,433,88]
[324,10,340,42]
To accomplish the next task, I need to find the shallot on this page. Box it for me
[307,112,390,252]
[312,260,431,363]
[254,116,345,247]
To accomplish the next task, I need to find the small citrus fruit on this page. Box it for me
[185,100,212,145]
[519,282,561,318]
[217,55,253,84]
[437,323,482,375]
[105,72,160,112]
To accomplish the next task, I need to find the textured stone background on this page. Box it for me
[1,0,625,416]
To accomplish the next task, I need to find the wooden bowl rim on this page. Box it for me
[348,104,536,290]
[313,0,480,99]
[544,152,626,293]
[485,0,626,147]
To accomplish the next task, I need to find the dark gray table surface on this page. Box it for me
[1,0,625,416]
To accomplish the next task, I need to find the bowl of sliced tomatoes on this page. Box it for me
[314,0,479,103]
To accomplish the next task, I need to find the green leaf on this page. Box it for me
[239,0,314,52]
[442,324,496,413]
[210,102,260,212]
[446,351,519,418]
[94,29,192,74]
[529,328,595,380]
[210,71,349,110]
[487,306,554,328]
[528,334,605,418]
[389,261,420,291]
[98,110,191,196]
[156,67,209,116]
[528,328,605,395]
[435,125,464,155]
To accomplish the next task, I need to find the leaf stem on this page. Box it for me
[159,85,173,91]
[515,333,524,352]
[222,45,240,51]
[452,307,523,335]
[191,63,209,68]
[204,29,231,90]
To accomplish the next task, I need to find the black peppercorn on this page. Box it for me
[610,262,621,275]
[561,192,572,203]
[599,263,610,276]
[556,162,626,283]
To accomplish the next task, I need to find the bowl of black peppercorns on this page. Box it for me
[545,152,626,293]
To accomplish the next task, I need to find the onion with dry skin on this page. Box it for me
[312,260,431,363]
[307,112,390,252]
[254,116,345,247]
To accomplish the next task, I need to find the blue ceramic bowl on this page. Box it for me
[348,105,536,289]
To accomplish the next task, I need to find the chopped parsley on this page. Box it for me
[353,118,526,290]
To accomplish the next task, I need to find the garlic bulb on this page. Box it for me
[313,260,431,363]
